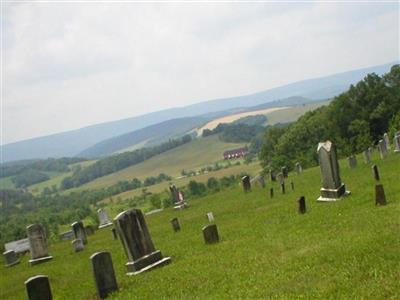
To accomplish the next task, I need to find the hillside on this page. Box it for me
[2,62,396,162]
[1,150,399,299]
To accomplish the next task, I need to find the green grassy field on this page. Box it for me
[0,176,15,189]
[1,150,399,299]
[67,135,245,193]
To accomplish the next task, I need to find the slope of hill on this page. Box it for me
[1,151,398,299]
[78,116,207,158]
[2,62,396,162]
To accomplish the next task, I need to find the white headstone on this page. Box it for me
[206,212,214,223]
[98,209,113,229]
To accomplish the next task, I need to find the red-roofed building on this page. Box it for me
[223,147,248,160]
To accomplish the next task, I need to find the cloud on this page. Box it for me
[2,2,399,144]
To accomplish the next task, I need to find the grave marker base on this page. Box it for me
[6,260,20,267]
[317,184,350,202]
[29,255,53,266]
[126,256,171,276]
[98,222,113,229]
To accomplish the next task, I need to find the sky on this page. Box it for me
[1,1,399,145]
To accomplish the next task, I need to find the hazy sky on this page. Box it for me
[2,2,399,144]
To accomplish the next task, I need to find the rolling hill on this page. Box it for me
[2,62,396,162]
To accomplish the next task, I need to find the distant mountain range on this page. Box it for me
[2,61,397,162]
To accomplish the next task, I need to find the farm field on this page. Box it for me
[67,135,246,193]
[1,150,399,299]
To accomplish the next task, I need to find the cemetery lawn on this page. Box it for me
[1,152,399,299]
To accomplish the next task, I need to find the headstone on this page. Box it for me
[169,185,179,203]
[206,212,214,223]
[280,183,285,194]
[3,250,20,267]
[91,252,118,299]
[72,239,84,253]
[25,275,52,300]
[383,133,390,149]
[281,166,288,178]
[59,230,74,241]
[317,141,349,201]
[378,139,387,159]
[375,184,387,206]
[202,224,219,244]
[85,225,95,236]
[114,209,171,275]
[348,155,357,169]
[269,170,276,182]
[394,133,400,153]
[26,224,53,266]
[295,162,302,174]
[298,196,306,214]
[372,165,380,181]
[269,188,274,198]
[277,173,284,185]
[111,228,118,240]
[71,221,87,245]
[4,238,30,254]
[363,150,371,164]
[241,176,251,192]
[169,186,188,210]
[258,176,266,188]
[368,146,373,156]
[98,209,113,229]
[170,218,181,232]
[290,181,295,191]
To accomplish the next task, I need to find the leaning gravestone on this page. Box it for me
[72,221,87,245]
[91,251,118,299]
[269,188,274,198]
[3,250,20,267]
[383,133,390,149]
[169,185,180,203]
[258,176,266,188]
[269,170,276,182]
[378,139,387,159]
[372,165,380,181]
[241,176,251,193]
[27,224,53,266]
[72,239,84,253]
[98,209,113,229]
[5,238,30,254]
[281,166,289,178]
[363,149,371,164]
[114,209,171,275]
[277,173,284,185]
[295,162,302,174]
[394,133,400,153]
[111,228,118,240]
[25,275,53,300]
[206,212,215,223]
[298,196,306,214]
[348,155,357,169]
[375,184,387,206]
[280,182,286,194]
[290,181,295,191]
[59,230,74,241]
[317,141,349,201]
[202,224,219,244]
[170,218,181,232]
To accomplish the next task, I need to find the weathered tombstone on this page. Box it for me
[295,162,302,174]
[280,183,285,194]
[91,251,118,299]
[375,184,387,206]
[298,196,306,214]
[114,209,171,275]
[290,181,295,191]
[368,146,373,156]
[72,239,84,253]
[348,155,357,169]
[98,209,113,229]
[241,175,251,192]
[169,185,180,203]
[372,164,380,181]
[383,133,390,149]
[363,150,371,164]
[3,250,20,267]
[59,230,74,241]
[378,139,387,159]
[85,225,95,236]
[25,275,52,300]
[27,224,53,266]
[269,170,276,182]
[170,218,181,232]
[394,134,400,153]
[258,176,266,188]
[111,228,118,240]
[5,238,30,254]
[277,173,284,185]
[71,221,87,245]
[202,224,219,244]
[281,166,288,178]
[269,188,274,198]
[206,212,214,223]
[317,141,349,201]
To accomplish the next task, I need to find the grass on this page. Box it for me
[1,150,399,299]
[0,176,15,189]
[67,135,245,193]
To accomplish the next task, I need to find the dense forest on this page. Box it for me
[260,65,400,171]
[61,135,192,189]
